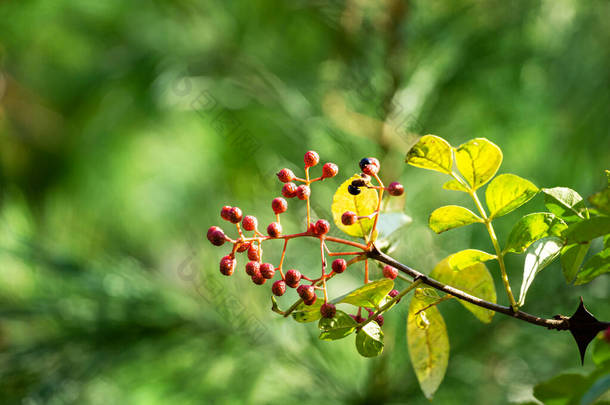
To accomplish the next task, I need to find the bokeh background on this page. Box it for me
[1,1,609,404]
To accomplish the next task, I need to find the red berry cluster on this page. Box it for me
[207,152,407,322]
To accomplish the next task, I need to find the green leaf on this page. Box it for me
[405,135,453,174]
[355,322,384,357]
[447,249,496,271]
[581,374,610,405]
[561,242,590,283]
[574,248,610,285]
[592,336,610,366]
[318,310,358,341]
[541,187,587,221]
[518,236,563,306]
[589,189,610,215]
[428,205,483,234]
[336,279,394,308]
[430,257,497,323]
[565,216,610,244]
[485,174,538,219]
[504,213,567,254]
[533,373,588,403]
[331,174,379,238]
[407,293,450,399]
[442,179,469,192]
[455,138,503,190]
[291,300,323,323]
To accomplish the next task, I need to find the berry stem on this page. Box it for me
[364,258,369,284]
[305,167,311,227]
[320,238,328,302]
[368,173,385,244]
[282,271,339,318]
[277,239,288,279]
[235,223,244,239]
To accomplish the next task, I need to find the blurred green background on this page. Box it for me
[1,0,609,404]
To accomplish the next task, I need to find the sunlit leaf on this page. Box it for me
[355,322,384,357]
[455,138,503,190]
[405,135,453,174]
[331,175,379,238]
[518,237,563,306]
[430,257,496,323]
[336,279,394,308]
[442,179,469,192]
[407,293,450,399]
[485,174,538,219]
[447,249,496,271]
[428,205,483,234]
[291,300,323,323]
[561,242,590,283]
[504,213,567,254]
[574,248,610,285]
[541,187,587,221]
[318,310,358,341]
[564,217,610,244]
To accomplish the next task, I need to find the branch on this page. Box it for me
[366,246,571,330]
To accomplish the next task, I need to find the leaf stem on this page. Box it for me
[467,188,518,312]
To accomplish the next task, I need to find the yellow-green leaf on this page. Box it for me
[430,257,497,323]
[429,205,483,234]
[336,279,394,308]
[318,310,358,341]
[447,249,496,271]
[355,322,384,357]
[406,135,453,174]
[291,300,323,323]
[407,292,450,399]
[331,175,379,238]
[455,138,503,190]
[504,213,567,254]
[485,174,538,219]
[442,179,469,192]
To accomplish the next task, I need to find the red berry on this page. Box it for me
[272,280,287,296]
[219,255,235,276]
[297,284,316,302]
[341,211,358,226]
[307,222,316,233]
[228,207,243,224]
[388,182,404,196]
[267,222,282,237]
[242,215,258,231]
[322,163,338,179]
[362,164,379,176]
[285,269,302,288]
[236,241,251,253]
[271,197,288,214]
[388,289,401,303]
[383,265,398,280]
[260,263,275,279]
[375,315,384,326]
[296,185,310,200]
[247,244,260,261]
[277,168,295,183]
[331,258,347,274]
[304,151,319,168]
[220,206,232,221]
[207,226,226,246]
[252,272,266,285]
[282,182,298,198]
[320,302,337,318]
[314,219,330,235]
[304,295,317,306]
[245,261,260,276]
